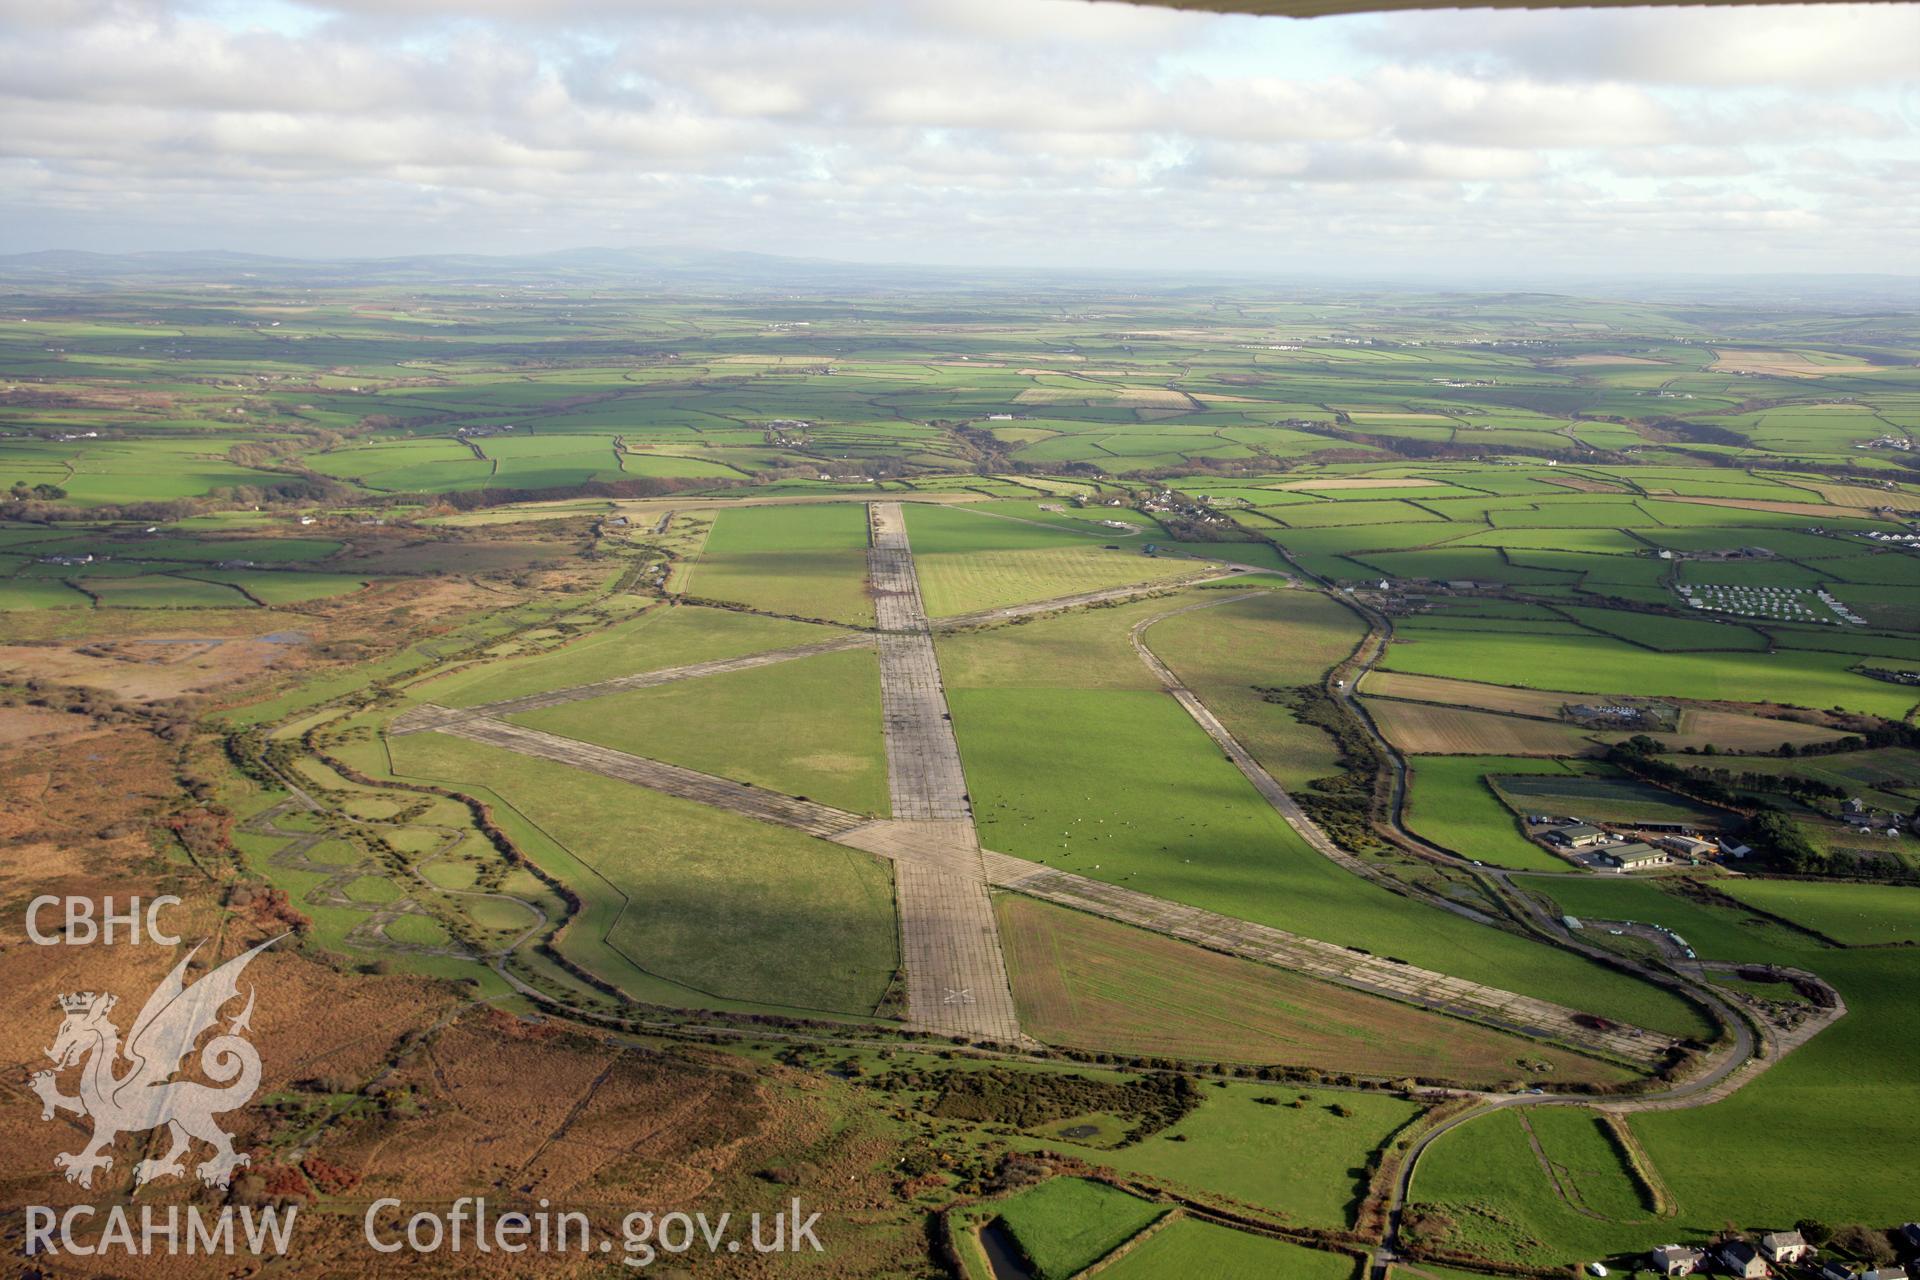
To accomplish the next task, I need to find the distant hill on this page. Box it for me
[1,248,1912,310]
[0,246,991,291]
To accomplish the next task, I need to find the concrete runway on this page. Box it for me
[865,502,1024,1042]
[387,512,1675,1064]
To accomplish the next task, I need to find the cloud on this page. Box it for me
[1355,4,1920,89]
[0,0,1912,274]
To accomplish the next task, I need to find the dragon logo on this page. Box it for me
[29,935,280,1190]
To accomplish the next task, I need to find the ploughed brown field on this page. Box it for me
[1363,697,1593,756]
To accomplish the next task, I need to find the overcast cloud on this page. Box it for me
[2,0,1915,276]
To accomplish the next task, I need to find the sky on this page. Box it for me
[2,0,1917,276]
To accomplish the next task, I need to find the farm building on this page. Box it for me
[1659,835,1718,860]
[1717,1241,1768,1280]
[1823,1264,1856,1280]
[1600,843,1671,871]
[1652,1245,1706,1276]
[1761,1232,1811,1265]
[1862,1268,1909,1280]
[1548,823,1608,849]
[1898,1224,1920,1256]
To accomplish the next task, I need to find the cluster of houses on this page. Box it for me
[1841,798,1905,841]
[1532,816,1749,873]
[1651,1224,1920,1280]
[1141,489,1231,527]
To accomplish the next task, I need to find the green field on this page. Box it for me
[387,731,899,1015]
[1416,949,1920,1265]
[998,894,1631,1084]
[1019,1081,1420,1228]
[1405,756,1583,871]
[1489,772,1725,828]
[1097,1219,1357,1280]
[1144,587,1366,791]
[1532,877,1817,962]
[990,1177,1165,1279]
[416,605,844,708]
[905,502,1202,616]
[1414,1106,1663,1266]
[1382,629,1918,720]
[949,679,1710,1037]
[509,646,889,815]
[680,502,875,626]
[1717,879,1920,945]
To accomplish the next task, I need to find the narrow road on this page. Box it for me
[1308,593,1821,1277]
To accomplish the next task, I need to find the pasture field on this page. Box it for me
[186,568,370,604]
[1412,1106,1662,1267]
[990,1177,1166,1279]
[415,605,843,708]
[995,894,1631,1084]
[905,501,1203,615]
[1014,1081,1419,1227]
[935,592,1177,690]
[1095,1219,1358,1280]
[1143,587,1366,789]
[83,574,255,608]
[949,672,1709,1035]
[1488,772,1728,827]
[1671,746,1920,812]
[1630,949,1920,1233]
[679,502,874,625]
[1381,629,1919,719]
[1717,879,1920,945]
[1530,876,1818,962]
[1416,950,1920,1267]
[509,646,889,815]
[1403,756,1583,871]
[387,731,900,1015]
